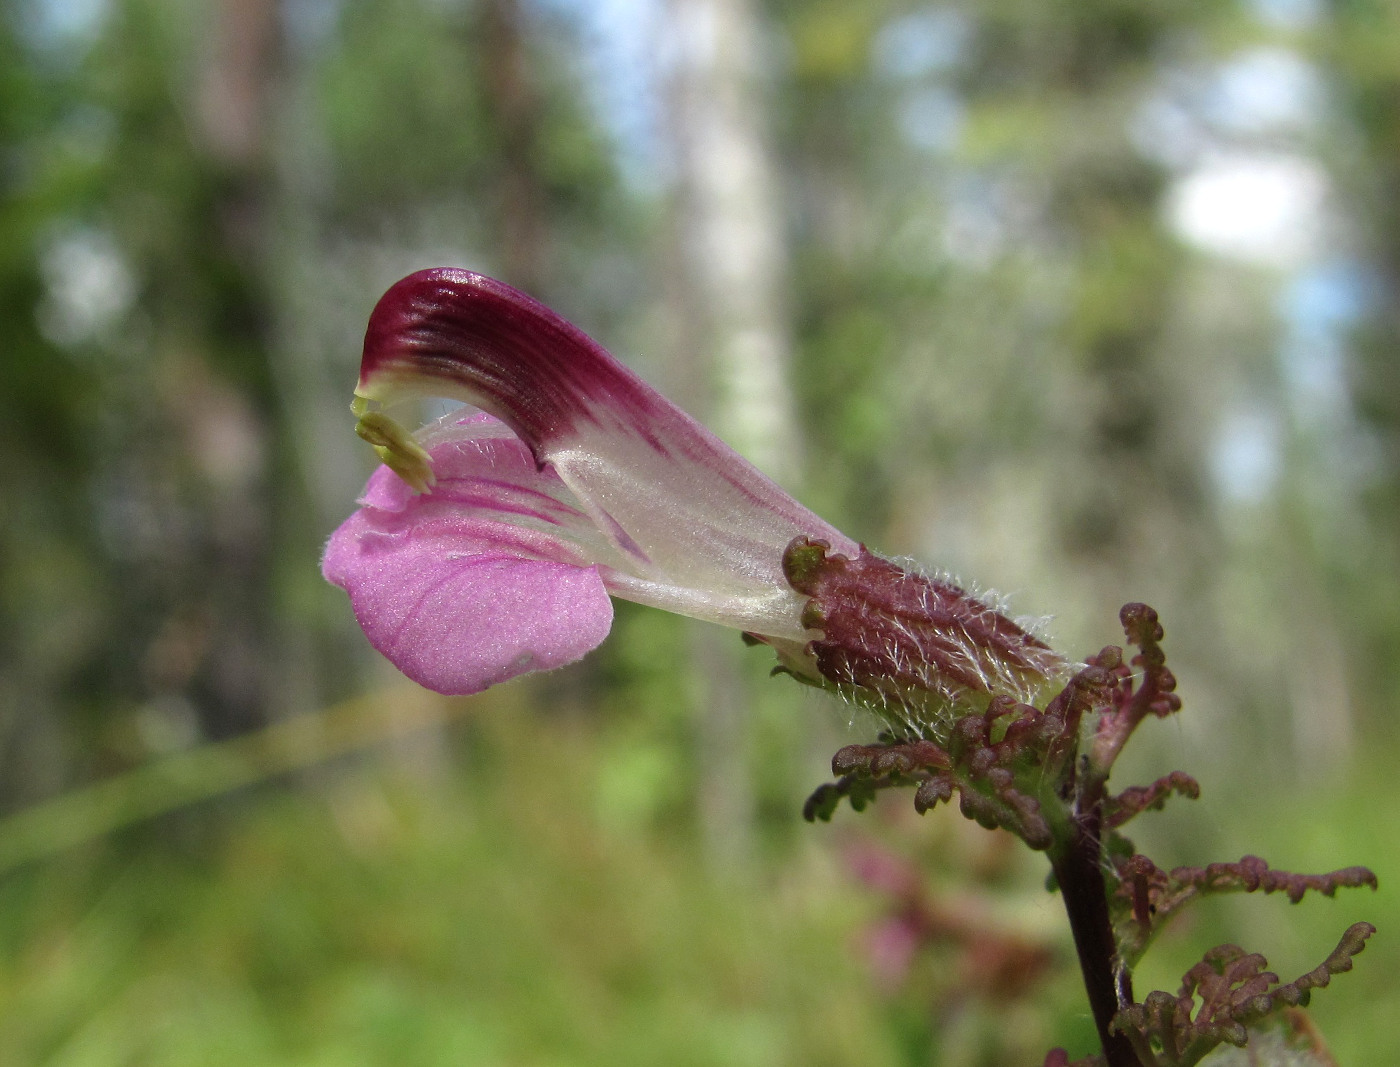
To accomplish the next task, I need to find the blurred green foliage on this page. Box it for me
[2,0,1399,1061]
[0,691,1081,1066]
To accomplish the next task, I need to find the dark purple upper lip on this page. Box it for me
[361,268,670,458]
[358,268,862,563]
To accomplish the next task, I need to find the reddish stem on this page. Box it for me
[1050,805,1143,1067]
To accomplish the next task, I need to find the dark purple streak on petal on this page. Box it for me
[432,477,591,526]
[425,491,570,527]
[595,508,650,565]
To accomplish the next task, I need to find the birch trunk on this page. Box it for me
[662,0,800,874]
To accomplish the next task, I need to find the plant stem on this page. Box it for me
[1051,806,1142,1067]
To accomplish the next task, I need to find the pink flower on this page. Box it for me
[322,268,859,695]
[323,269,1066,722]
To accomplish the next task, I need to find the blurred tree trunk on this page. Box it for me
[262,0,382,721]
[665,0,801,482]
[0,0,296,800]
[662,0,801,875]
[481,0,549,293]
[1325,1,1400,738]
[179,0,285,739]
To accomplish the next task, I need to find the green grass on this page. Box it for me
[0,696,909,1067]
[0,688,1390,1066]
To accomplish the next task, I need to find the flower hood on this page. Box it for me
[323,268,858,695]
[324,268,1066,724]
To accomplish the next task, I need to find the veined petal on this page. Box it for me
[373,412,626,566]
[356,268,858,639]
[330,274,1070,719]
[322,414,616,694]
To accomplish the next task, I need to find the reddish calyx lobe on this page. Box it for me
[783,536,1064,707]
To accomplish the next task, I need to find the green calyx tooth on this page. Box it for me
[352,394,435,493]
[781,536,832,593]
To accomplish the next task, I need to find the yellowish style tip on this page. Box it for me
[352,393,436,493]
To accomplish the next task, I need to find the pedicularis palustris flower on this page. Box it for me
[323,269,1067,733]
